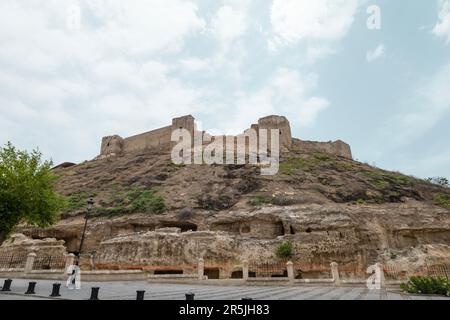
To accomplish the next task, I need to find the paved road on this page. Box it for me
[1,279,449,300]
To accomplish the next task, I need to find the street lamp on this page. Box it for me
[77,197,94,259]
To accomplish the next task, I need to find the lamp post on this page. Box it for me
[77,197,94,260]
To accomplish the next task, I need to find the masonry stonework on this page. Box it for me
[98,115,352,159]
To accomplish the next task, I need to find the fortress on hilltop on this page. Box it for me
[98,115,352,159]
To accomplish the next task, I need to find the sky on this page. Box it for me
[0,0,449,179]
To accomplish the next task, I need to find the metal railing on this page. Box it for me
[33,256,66,270]
[293,263,332,279]
[0,253,28,269]
[248,262,287,278]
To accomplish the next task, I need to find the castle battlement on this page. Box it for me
[98,115,352,159]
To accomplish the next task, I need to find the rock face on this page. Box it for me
[0,233,67,257]
[3,115,449,278]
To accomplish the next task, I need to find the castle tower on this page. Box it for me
[257,115,292,152]
[100,135,124,156]
[171,115,195,148]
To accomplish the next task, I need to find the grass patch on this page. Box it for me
[362,171,416,189]
[433,193,450,209]
[248,195,297,207]
[248,195,273,206]
[65,191,98,212]
[129,189,166,214]
[92,187,166,217]
[313,153,331,162]
[168,162,186,171]
[279,158,308,175]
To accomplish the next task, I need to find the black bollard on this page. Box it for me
[136,290,145,301]
[185,292,195,300]
[89,287,100,300]
[50,283,61,297]
[25,282,37,295]
[1,279,12,292]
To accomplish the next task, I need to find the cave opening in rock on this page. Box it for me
[279,223,285,236]
[306,227,312,233]
[204,268,220,279]
[159,222,198,232]
[60,236,79,253]
[231,270,243,279]
[290,226,295,235]
[154,270,183,275]
[241,225,251,234]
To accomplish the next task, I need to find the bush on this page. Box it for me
[427,177,449,187]
[248,196,273,206]
[400,276,450,296]
[433,194,450,209]
[248,195,296,207]
[130,190,166,214]
[65,192,97,212]
[276,241,293,259]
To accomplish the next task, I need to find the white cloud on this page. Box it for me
[270,0,360,48]
[380,62,450,147]
[0,0,206,163]
[211,5,248,43]
[0,0,332,165]
[433,0,450,43]
[211,68,330,133]
[366,44,386,62]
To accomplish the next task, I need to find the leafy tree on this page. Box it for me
[0,142,66,245]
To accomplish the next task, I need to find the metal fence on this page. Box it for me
[417,264,450,279]
[0,254,28,269]
[248,262,287,278]
[293,263,332,279]
[33,256,67,270]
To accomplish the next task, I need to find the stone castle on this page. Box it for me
[99,115,352,159]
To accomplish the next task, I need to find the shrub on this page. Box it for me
[248,196,272,206]
[401,276,450,296]
[248,196,296,207]
[65,192,97,212]
[130,190,166,214]
[427,177,449,187]
[276,241,293,259]
[314,153,331,162]
[433,194,450,209]
[279,158,307,175]
[178,207,194,220]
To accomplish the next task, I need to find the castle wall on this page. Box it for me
[292,139,352,159]
[257,115,292,152]
[122,126,173,154]
[98,115,352,160]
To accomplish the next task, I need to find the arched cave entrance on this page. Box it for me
[204,268,220,279]
[231,270,243,279]
[159,222,198,232]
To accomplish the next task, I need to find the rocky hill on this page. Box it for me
[12,146,450,276]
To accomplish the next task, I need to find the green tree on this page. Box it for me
[0,142,66,245]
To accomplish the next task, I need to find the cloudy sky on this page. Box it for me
[0,0,449,179]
